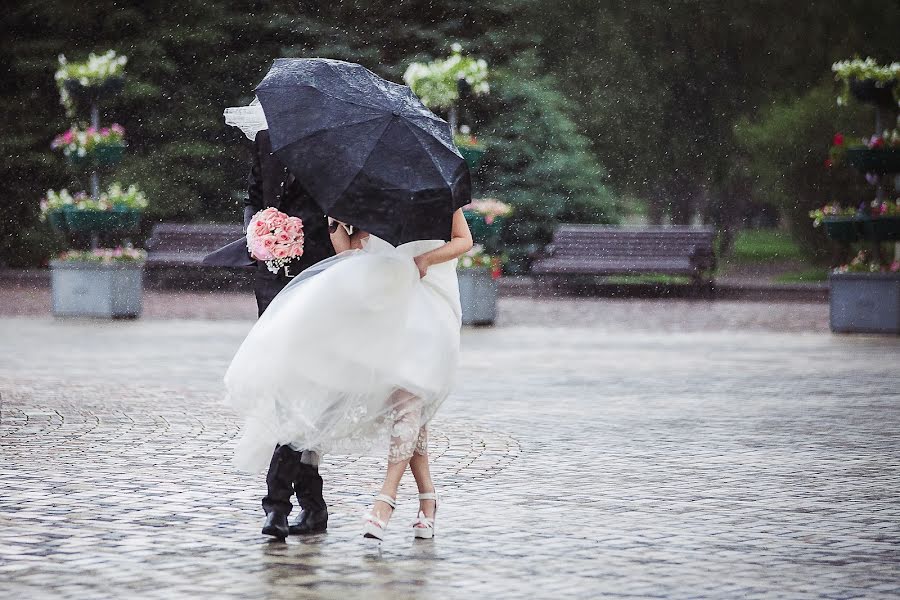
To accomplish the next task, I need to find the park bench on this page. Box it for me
[145,223,250,289]
[530,225,717,292]
[146,223,245,267]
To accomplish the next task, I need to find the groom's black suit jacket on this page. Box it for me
[246,130,334,314]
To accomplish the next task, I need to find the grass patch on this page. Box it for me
[730,229,803,263]
[773,268,829,283]
[602,274,692,285]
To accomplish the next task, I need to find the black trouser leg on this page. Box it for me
[294,462,326,512]
[262,445,302,516]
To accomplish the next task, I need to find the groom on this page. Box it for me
[208,129,334,539]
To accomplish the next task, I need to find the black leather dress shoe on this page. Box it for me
[262,512,289,539]
[288,508,328,535]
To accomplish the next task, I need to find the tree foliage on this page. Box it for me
[2,0,898,267]
[734,83,872,260]
[0,0,615,267]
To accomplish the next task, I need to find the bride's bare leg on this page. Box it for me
[372,458,409,523]
[370,390,422,524]
[409,428,436,520]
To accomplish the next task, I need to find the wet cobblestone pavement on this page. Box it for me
[1,313,898,598]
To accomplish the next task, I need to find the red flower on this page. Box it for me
[833,133,844,146]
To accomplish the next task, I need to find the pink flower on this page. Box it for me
[111,124,125,135]
[250,240,273,260]
[272,245,290,259]
[283,217,303,237]
[262,235,277,249]
[260,207,279,219]
[276,230,292,244]
[253,220,269,236]
[289,241,304,257]
[269,212,287,228]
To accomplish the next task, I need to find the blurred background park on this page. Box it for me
[1,0,898,289]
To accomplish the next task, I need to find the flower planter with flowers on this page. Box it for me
[404,44,490,163]
[454,128,486,170]
[45,49,148,318]
[832,58,900,108]
[50,248,145,318]
[829,252,900,334]
[821,57,900,333]
[457,244,502,326]
[811,200,900,243]
[52,124,126,170]
[55,50,127,116]
[463,198,512,253]
[41,184,147,234]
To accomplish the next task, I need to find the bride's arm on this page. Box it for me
[329,218,352,253]
[413,209,474,277]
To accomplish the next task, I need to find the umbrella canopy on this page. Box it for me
[255,58,471,245]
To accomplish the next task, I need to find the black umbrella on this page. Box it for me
[255,58,471,245]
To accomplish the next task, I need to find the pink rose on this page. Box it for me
[270,212,287,228]
[275,230,291,244]
[253,220,269,236]
[283,218,303,237]
[250,240,272,260]
[289,241,304,257]
[262,235,277,249]
[272,245,290,259]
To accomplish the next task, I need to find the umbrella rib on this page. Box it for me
[404,116,458,154]
[401,120,455,187]
[328,114,395,208]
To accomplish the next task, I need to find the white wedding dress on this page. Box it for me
[225,235,462,472]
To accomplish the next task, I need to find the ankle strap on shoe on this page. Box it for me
[375,493,396,509]
[418,492,437,501]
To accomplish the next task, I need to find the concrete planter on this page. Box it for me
[459,267,497,326]
[50,260,144,318]
[829,272,900,334]
[457,146,486,170]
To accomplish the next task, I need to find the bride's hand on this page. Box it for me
[413,255,431,278]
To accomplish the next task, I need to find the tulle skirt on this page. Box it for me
[225,236,462,472]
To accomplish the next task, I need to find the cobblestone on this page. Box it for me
[0,315,898,598]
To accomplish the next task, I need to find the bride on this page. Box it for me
[225,208,472,541]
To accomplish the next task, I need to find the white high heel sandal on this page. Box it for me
[412,491,438,539]
[362,493,396,541]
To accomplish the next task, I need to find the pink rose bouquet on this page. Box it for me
[246,207,305,274]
